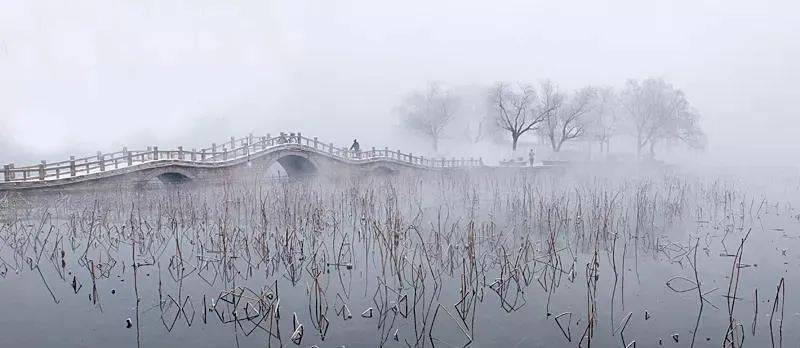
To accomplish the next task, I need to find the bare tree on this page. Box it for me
[585,86,619,153]
[397,82,458,151]
[489,82,556,151]
[674,109,707,150]
[621,78,705,157]
[538,80,595,152]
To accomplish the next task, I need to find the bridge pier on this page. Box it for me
[69,156,76,177]
[126,147,133,166]
[4,163,12,182]
[97,152,104,172]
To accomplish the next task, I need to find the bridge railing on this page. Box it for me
[290,134,483,168]
[1,148,159,182]
[1,132,483,183]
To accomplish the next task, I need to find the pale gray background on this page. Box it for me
[1,0,797,166]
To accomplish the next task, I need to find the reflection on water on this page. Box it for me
[0,171,798,347]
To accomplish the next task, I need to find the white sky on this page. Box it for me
[1,0,798,165]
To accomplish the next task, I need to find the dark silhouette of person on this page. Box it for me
[350,139,361,158]
[528,148,535,167]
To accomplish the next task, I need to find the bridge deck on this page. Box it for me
[1,132,483,188]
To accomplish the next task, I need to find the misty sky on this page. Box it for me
[1,0,798,166]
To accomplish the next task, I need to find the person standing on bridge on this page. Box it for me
[277,133,288,144]
[350,139,361,159]
[528,148,535,167]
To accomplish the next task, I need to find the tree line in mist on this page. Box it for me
[396,78,706,158]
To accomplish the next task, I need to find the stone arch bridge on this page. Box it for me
[0,132,483,191]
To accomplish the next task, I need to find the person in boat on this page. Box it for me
[349,139,361,158]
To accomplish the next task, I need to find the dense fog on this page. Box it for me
[3,3,800,346]
[1,0,798,167]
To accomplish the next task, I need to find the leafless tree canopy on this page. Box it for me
[393,77,705,158]
[584,87,620,153]
[489,82,556,151]
[538,81,596,152]
[450,85,500,144]
[397,82,458,151]
[621,78,706,157]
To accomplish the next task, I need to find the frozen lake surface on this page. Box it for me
[0,169,798,347]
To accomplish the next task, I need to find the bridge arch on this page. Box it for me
[156,172,192,184]
[371,165,398,175]
[140,167,197,186]
[265,152,319,178]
